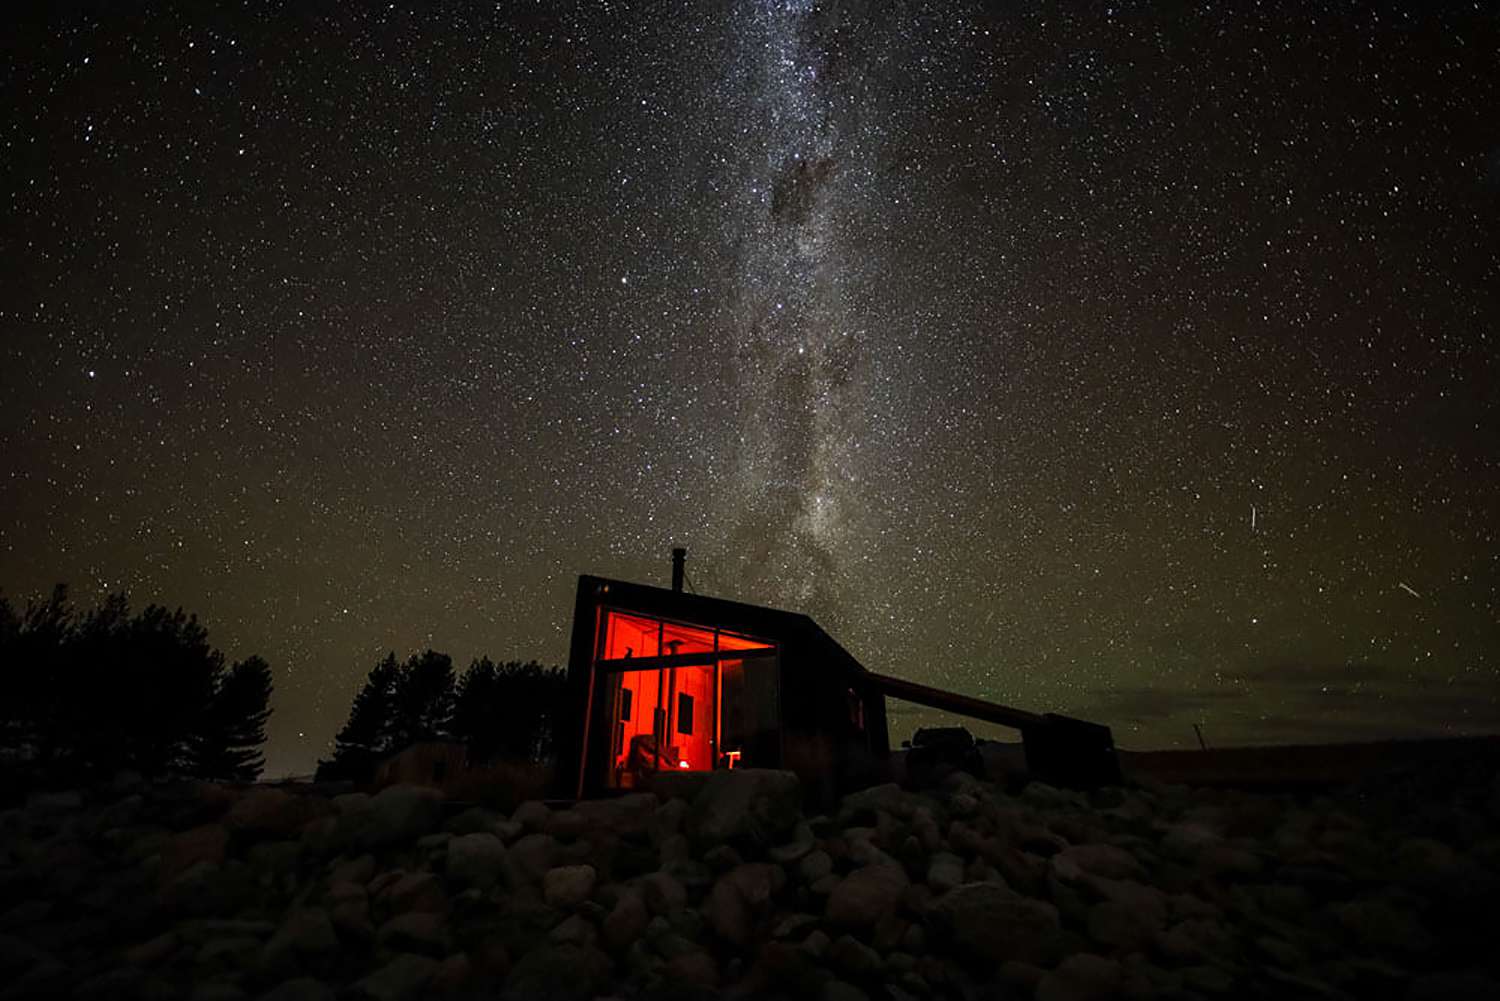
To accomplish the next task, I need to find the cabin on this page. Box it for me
[374,740,469,790]
[554,550,1120,804]
[554,553,889,805]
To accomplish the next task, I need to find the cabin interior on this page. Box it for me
[596,608,782,789]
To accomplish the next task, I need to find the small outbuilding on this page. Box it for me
[554,551,1120,804]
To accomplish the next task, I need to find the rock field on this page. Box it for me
[1,756,1498,1001]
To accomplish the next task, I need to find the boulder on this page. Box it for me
[688,769,802,850]
[1152,917,1233,965]
[446,832,506,889]
[926,852,965,895]
[1089,876,1169,930]
[662,948,720,989]
[329,854,376,886]
[330,896,374,943]
[505,833,559,885]
[723,862,783,907]
[331,793,370,816]
[341,786,443,852]
[328,879,366,905]
[1087,901,1153,952]
[801,929,832,957]
[998,960,1048,996]
[640,871,688,915]
[1035,953,1122,1001]
[445,807,504,835]
[377,912,451,957]
[702,864,780,954]
[416,831,451,851]
[549,913,598,948]
[603,890,649,951]
[658,832,691,864]
[257,977,335,1001]
[74,968,147,1000]
[1020,783,1087,810]
[770,821,816,863]
[1332,894,1436,958]
[649,798,689,846]
[512,801,551,832]
[123,931,180,967]
[543,864,597,908]
[826,862,909,928]
[28,790,84,812]
[1181,964,1234,994]
[430,952,473,994]
[160,859,256,918]
[160,823,230,883]
[573,793,658,838]
[820,980,871,1001]
[501,943,611,1001]
[1406,970,1500,1001]
[828,934,883,979]
[545,808,590,840]
[383,872,448,915]
[927,882,1063,966]
[225,788,323,840]
[0,933,50,979]
[663,857,713,892]
[1053,843,1147,882]
[259,908,338,980]
[772,913,820,940]
[350,953,439,1001]
[705,843,746,872]
[705,876,754,946]
[799,849,834,883]
[1159,823,1222,862]
[838,783,924,823]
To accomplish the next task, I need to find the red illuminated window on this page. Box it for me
[595,609,777,788]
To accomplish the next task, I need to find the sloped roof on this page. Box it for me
[577,574,870,679]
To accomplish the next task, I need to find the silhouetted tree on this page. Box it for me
[0,585,74,765]
[451,658,566,764]
[191,656,273,781]
[451,656,500,760]
[0,585,272,789]
[318,648,564,784]
[387,649,455,749]
[77,600,222,775]
[318,653,400,782]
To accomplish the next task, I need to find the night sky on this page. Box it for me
[4,3,1497,778]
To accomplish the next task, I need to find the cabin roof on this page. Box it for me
[576,574,871,680]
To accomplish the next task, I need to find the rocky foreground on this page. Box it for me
[1,759,1498,1001]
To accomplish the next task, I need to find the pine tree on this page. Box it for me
[2,586,268,787]
[450,658,566,764]
[387,650,455,749]
[192,656,273,781]
[452,657,500,762]
[13,585,78,768]
[319,653,400,781]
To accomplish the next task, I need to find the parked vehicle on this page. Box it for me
[902,725,984,788]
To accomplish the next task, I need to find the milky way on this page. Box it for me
[722,1,873,615]
[2,3,1497,776]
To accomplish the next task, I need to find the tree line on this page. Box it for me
[0,585,273,788]
[316,651,566,783]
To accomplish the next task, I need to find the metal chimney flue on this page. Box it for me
[671,547,686,592]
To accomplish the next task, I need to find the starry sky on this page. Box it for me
[3,2,1497,778]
